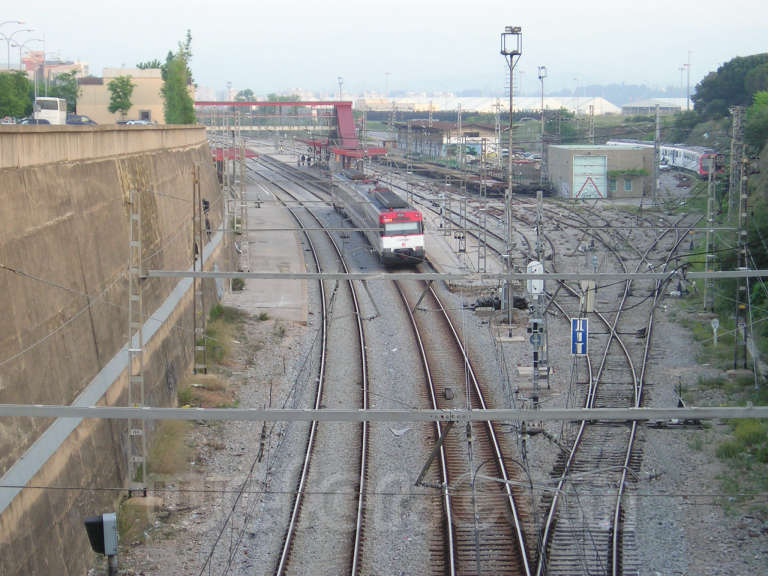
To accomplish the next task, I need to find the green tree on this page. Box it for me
[0,71,32,118]
[668,110,700,142]
[162,31,196,124]
[136,59,163,70]
[693,53,768,117]
[107,75,136,119]
[544,108,579,143]
[744,91,768,151]
[49,71,79,112]
[235,88,254,101]
[162,56,195,124]
[745,63,768,97]
[266,93,299,102]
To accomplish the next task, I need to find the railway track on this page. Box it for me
[242,145,702,574]
[247,159,370,575]
[260,151,534,574]
[535,211,696,575]
[366,157,700,573]
[395,275,532,575]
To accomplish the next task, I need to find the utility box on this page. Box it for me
[527,260,544,296]
[84,512,118,557]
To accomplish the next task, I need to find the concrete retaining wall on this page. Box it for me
[0,124,205,169]
[0,126,227,574]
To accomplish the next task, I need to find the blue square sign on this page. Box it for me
[571,318,588,355]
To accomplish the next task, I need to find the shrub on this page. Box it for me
[733,419,766,447]
[716,440,741,459]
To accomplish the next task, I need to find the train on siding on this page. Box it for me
[332,181,425,265]
[659,144,724,177]
[606,139,724,177]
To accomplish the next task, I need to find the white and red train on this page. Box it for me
[658,144,724,176]
[606,139,724,177]
[333,182,425,265]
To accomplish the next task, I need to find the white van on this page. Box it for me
[34,97,67,125]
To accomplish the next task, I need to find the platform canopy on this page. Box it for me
[211,147,258,161]
[330,147,387,158]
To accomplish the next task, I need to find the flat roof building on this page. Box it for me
[548,144,654,199]
[78,68,164,124]
[621,98,692,116]
[394,120,497,160]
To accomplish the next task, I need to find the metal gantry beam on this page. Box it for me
[0,405,766,422]
[144,269,768,282]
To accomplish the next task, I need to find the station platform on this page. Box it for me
[229,181,308,324]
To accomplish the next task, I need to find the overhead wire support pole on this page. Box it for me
[728,106,744,222]
[704,158,716,312]
[193,165,207,375]
[654,104,660,206]
[127,188,147,495]
[735,148,749,369]
[477,211,488,273]
[538,65,547,186]
[501,25,522,335]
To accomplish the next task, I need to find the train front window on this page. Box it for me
[384,221,421,236]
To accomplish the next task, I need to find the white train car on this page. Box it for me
[606,139,722,177]
[332,183,425,265]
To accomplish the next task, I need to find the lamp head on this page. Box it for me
[500,26,522,57]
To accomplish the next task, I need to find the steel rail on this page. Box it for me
[270,182,328,576]
[610,216,701,575]
[427,280,533,575]
[535,209,693,574]
[252,158,370,576]
[534,206,647,575]
[394,281,457,575]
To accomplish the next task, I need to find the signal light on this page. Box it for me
[84,512,118,556]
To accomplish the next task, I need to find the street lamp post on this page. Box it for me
[16,37,43,70]
[12,37,43,99]
[679,65,686,111]
[2,27,33,70]
[500,25,522,332]
[686,51,692,111]
[538,65,547,185]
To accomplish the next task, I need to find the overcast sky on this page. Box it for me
[12,0,766,97]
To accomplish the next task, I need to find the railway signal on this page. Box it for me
[84,512,118,574]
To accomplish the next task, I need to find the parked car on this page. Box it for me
[18,117,50,125]
[66,114,97,125]
[1,116,16,124]
[125,120,153,125]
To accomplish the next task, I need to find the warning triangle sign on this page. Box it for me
[576,176,603,198]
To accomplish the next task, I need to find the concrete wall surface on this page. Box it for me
[0,125,205,170]
[0,126,226,574]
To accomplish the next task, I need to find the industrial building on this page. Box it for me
[78,68,165,124]
[356,96,621,115]
[548,144,654,199]
[621,98,692,116]
[394,120,497,160]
